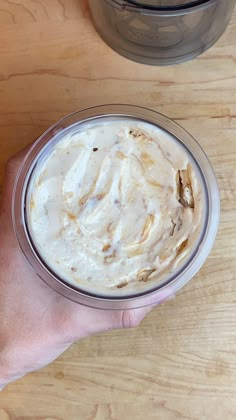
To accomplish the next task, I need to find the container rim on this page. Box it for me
[104,0,218,15]
[12,105,220,310]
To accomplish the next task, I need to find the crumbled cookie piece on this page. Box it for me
[137,268,156,282]
[102,244,112,252]
[176,216,183,231]
[176,165,194,208]
[117,281,128,289]
[176,239,188,255]
[104,250,116,264]
[129,129,151,143]
[170,219,176,236]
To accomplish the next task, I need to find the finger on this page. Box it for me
[61,284,176,342]
[119,305,154,329]
[119,292,176,330]
[61,301,156,343]
[1,143,32,215]
[5,143,33,183]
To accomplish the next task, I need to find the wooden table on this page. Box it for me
[0,2,236,419]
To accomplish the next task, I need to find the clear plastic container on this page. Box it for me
[12,105,220,310]
[88,0,235,65]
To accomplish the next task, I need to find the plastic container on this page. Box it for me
[88,0,235,65]
[12,105,220,310]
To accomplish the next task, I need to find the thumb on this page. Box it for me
[1,144,32,214]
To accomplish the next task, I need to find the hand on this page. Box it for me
[0,148,162,389]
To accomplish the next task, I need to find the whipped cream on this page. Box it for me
[27,119,204,295]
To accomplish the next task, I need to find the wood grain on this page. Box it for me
[0,1,236,419]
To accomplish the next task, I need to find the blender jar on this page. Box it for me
[88,0,236,65]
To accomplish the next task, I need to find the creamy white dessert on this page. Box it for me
[27,119,204,295]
